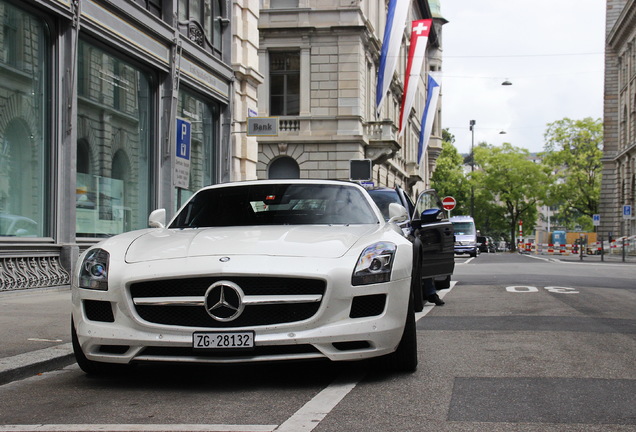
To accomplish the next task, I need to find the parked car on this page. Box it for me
[0,213,38,237]
[477,235,494,253]
[451,215,478,257]
[477,236,497,253]
[366,187,455,311]
[71,180,419,374]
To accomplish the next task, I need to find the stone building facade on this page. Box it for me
[602,0,636,238]
[0,0,442,291]
[255,0,446,198]
[0,0,259,291]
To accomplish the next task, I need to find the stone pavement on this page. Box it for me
[0,287,74,385]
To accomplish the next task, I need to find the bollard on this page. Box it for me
[623,237,626,262]
[601,238,604,262]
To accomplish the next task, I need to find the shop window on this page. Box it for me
[0,1,49,238]
[270,51,300,116]
[76,40,151,238]
[178,0,224,56]
[174,89,219,208]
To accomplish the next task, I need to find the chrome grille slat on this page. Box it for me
[133,294,323,307]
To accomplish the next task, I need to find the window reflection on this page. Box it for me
[178,0,223,56]
[0,1,48,237]
[175,89,217,207]
[76,40,151,237]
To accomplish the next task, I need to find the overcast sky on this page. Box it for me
[439,0,606,155]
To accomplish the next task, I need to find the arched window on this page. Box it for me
[77,139,91,174]
[269,156,300,179]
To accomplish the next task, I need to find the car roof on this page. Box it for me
[198,179,361,189]
[450,215,474,222]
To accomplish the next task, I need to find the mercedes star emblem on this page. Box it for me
[204,281,245,322]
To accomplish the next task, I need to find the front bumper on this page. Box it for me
[454,245,477,254]
[72,255,411,365]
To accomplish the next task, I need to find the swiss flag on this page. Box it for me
[399,19,432,136]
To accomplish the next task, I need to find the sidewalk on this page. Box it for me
[0,287,75,385]
[532,251,636,264]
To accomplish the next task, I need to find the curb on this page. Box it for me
[0,343,75,386]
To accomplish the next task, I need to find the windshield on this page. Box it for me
[452,221,475,236]
[367,190,401,221]
[170,183,378,228]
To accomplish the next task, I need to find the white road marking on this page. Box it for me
[274,370,365,432]
[415,280,456,320]
[27,338,63,343]
[0,426,276,431]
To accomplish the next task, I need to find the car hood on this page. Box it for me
[125,225,380,263]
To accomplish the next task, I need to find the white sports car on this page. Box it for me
[71,180,417,374]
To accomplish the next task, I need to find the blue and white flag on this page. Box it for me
[376,0,411,115]
[418,72,441,164]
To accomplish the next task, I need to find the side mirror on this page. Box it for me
[148,208,166,228]
[387,203,409,224]
[411,208,443,229]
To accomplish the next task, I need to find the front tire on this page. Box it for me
[411,246,424,312]
[382,299,418,373]
[71,318,123,375]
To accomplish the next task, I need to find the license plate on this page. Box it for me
[193,331,254,350]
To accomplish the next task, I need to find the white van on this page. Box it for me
[450,215,478,257]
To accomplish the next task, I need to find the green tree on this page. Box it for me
[430,129,471,215]
[541,117,603,231]
[472,143,551,247]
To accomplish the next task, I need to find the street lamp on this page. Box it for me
[470,120,475,217]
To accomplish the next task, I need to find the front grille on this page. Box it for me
[130,277,326,328]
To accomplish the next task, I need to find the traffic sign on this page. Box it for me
[442,196,456,211]
[623,205,632,219]
[593,214,600,226]
[174,118,191,189]
[350,159,372,182]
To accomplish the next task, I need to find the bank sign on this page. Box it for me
[174,118,191,189]
[247,117,279,136]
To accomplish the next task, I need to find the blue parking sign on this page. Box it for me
[623,205,632,219]
[176,118,191,160]
[174,118,192,189]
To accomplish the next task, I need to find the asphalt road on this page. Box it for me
[0,252,634,431]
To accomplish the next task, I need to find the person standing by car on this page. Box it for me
[423,278,444,306]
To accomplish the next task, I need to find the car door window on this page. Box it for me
[414,191,442,218]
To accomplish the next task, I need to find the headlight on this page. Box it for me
[79,248,110,290]
[352,242,396,286]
